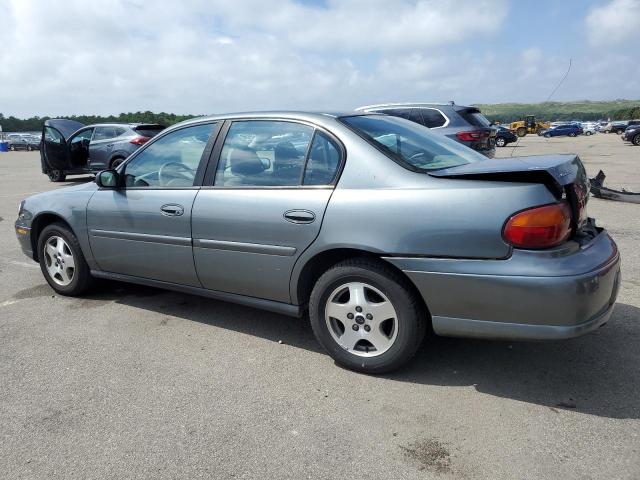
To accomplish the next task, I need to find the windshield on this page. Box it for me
[340,115,485,171]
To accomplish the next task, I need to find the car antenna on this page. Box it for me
[510,58,572,157]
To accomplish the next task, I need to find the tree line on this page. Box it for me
[0,111,198,132]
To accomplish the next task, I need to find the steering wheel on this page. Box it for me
[158,162,195,186]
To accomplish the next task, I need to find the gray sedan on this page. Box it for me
[15,112,621,373]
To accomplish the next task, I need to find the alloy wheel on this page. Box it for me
[43,236,75,286]
[324,282,398,357]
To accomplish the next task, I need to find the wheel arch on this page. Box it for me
[292,247,430,321]
[30,213,74,262]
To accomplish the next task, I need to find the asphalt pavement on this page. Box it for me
[1,134,638,479]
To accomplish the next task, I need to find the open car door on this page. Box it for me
[41,119,85,172]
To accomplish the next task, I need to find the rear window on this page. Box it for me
[340,115,485,171]
[458,109,491,127]
[134,125,165,138]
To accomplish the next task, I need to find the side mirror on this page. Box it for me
[96,170,119,188]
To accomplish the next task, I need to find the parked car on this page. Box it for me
[581,123,597,136]
[543,124,583,137]
[41,120,165,182]
[622,124,640,145]
[15,112,620,373]
[611,121,630,134]
[355,102,497,158]
[495,125,518,147]
[8,134,40,151]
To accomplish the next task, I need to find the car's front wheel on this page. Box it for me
[633,135,640,146]
[38,223,94,296]
[495,137,506,147]
[47,170,66,182]
[309,259,426,374]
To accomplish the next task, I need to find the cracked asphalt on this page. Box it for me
[1,133,639,479]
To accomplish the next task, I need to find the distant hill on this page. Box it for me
[476,100,640,123]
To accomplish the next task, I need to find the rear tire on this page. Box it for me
[309,258,426,374]
[37,223,94,296]
[516,127,527,137]
[569,132,576,137]
[633,135,640,146]
[47,170,66,182]
[495,137,506,147]
[110,157,125,169]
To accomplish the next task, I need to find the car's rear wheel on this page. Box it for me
[495,137,506,147]
[38,223,94,296]
[569,132,576,137]
[47,170,66,182]
[9,145,15,151]
[309,259,426,374]
[110,157,125,169]
[633,135,640,146]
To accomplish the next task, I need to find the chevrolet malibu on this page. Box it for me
[15,112,621,373]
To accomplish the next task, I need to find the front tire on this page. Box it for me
[633,135,640,146]
[47,170,66,182]
[309,259,426,374]
[38,223,94,296]
[495,137,506,147]
[569,132,576,137]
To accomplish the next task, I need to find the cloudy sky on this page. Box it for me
[1,0,639,117]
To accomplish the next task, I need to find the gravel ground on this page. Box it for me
[1,133,638,479]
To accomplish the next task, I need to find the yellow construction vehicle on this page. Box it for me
[509,115,551,137]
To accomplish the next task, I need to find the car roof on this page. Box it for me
[168,111,373,129]
[355,102,470,111]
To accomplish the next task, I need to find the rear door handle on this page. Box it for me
[284,209,316,224]
[160,204,184,216]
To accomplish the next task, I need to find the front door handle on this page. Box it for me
[160,204,184,216]
[284,209,315,224]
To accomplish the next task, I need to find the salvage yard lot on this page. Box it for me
[1,134,639,479]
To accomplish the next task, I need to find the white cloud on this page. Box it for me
[0,0,638,118]
[586,0,640,45]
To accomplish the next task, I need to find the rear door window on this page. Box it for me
[93,126,117,141]
[214,121,313,187]
[383,108,412,120]
[418,108,447,128]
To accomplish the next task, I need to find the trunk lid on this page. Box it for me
[429,154,590,230]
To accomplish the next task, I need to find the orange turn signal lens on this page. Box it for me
[503,201,572,249]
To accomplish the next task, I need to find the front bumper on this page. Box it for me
[15,220,34,260]
[384,230,621,341]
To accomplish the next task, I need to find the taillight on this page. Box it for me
[503,201,572,249]
[129,136,150,146]
[456,130,491,141]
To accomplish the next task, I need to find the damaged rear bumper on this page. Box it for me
[383,230,621,341]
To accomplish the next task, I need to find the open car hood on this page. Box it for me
[44,119,86,140]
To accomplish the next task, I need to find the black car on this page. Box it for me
[622,124,640,146]
[356,102,497,158]
[494,125,518,147]
[41,120,165,181]
[8,134,40,151]
[611,120,640,134]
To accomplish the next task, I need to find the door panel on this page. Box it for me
[192,189,332,302]
[87,189,200,286]
[89,126,117,170]
[42,126,69,170]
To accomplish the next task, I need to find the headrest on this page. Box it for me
[228,147,266,176]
